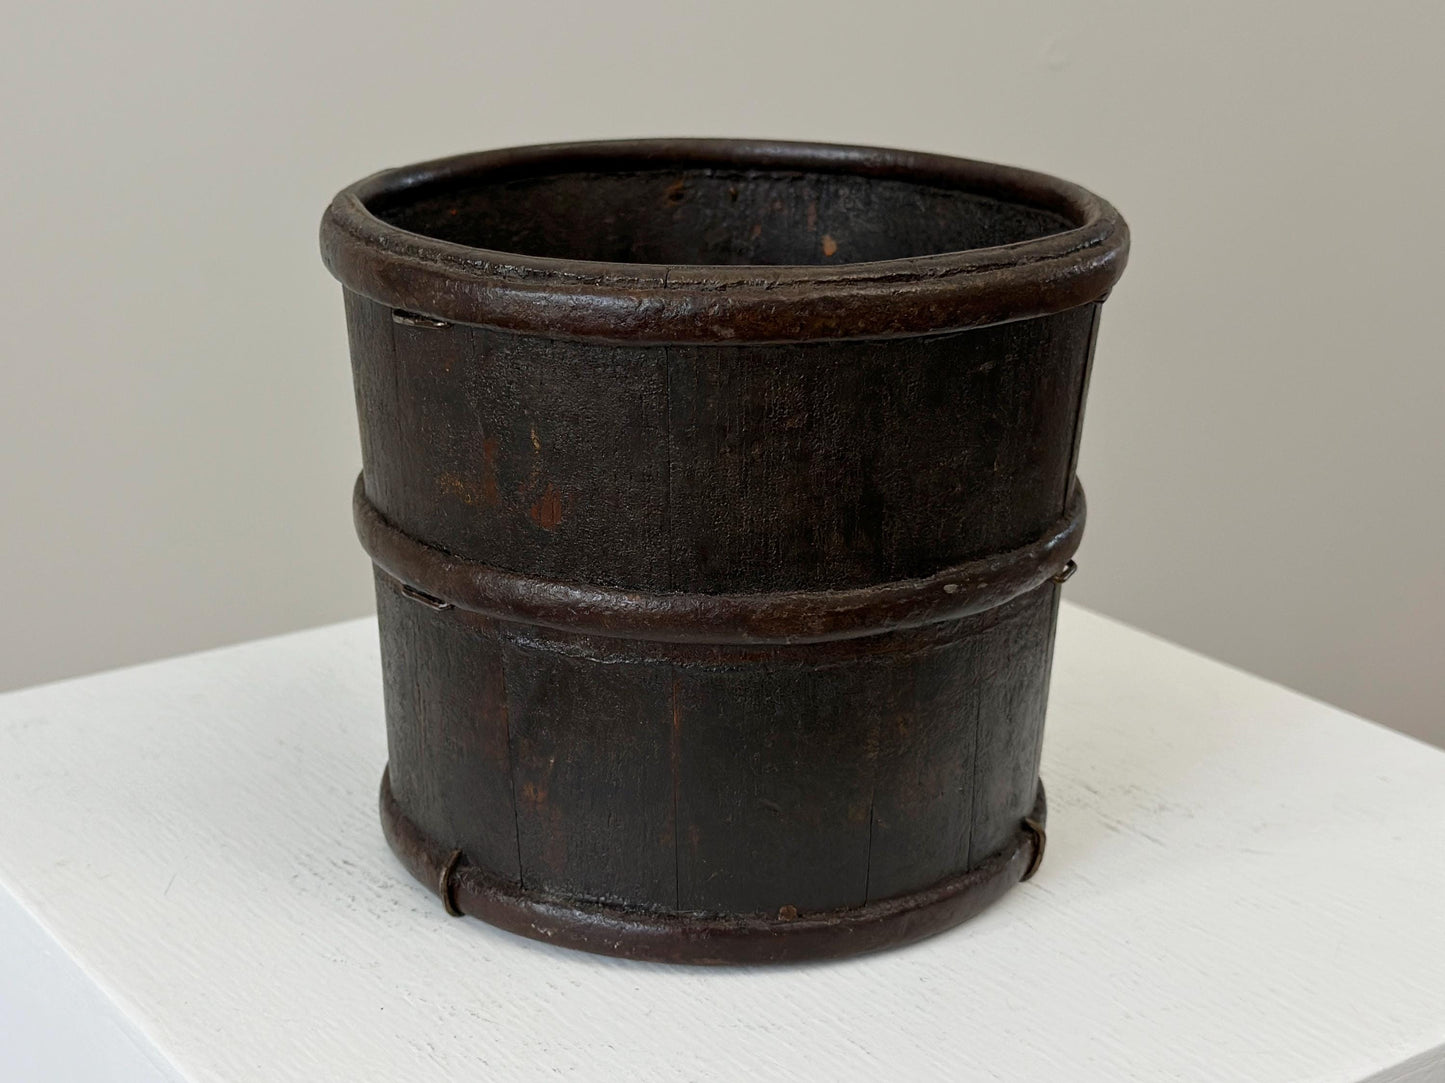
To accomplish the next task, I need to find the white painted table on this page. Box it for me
[2,607,1443,1083]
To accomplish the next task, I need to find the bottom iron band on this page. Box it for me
[379,768,1047,965]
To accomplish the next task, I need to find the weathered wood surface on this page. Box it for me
[356,296,1085,919]
[348,296,1096,594]
[325,139,1129,961]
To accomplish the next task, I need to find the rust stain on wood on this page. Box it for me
[517,423,564,527]
[437,436,503,508]
[529,483,564,529]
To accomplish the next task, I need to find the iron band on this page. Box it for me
[354,474,1085,646]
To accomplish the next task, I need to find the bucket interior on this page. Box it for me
[366,162,1078,267]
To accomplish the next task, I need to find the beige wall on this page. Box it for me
[3,2,1441,745]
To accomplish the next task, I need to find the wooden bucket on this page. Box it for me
[320,139,1128,963]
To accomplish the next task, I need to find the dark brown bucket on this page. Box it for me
[320,139,1128,964]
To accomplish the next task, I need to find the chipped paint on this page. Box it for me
[437,472,491,508]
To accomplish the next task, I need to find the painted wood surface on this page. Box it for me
[3,609,1444,1081]
[346,296,1096,594]
[348,288,1096,941]
[331,142,1122,954]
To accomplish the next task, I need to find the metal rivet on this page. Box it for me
[400,583,453,611]
[392,309,451,329]
[1020,818,1046,881]
[439,849,464,917]
[1051,560,1077,585]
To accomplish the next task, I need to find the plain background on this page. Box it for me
[1,1,1441,747]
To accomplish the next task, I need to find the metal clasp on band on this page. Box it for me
[392,310,451,330]
[1021,818,1047,881]
[400,583,453,611]
[439,849,464,917]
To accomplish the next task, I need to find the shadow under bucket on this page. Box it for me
[320,138,1128,963]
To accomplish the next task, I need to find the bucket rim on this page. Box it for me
[319,137,1129,344]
